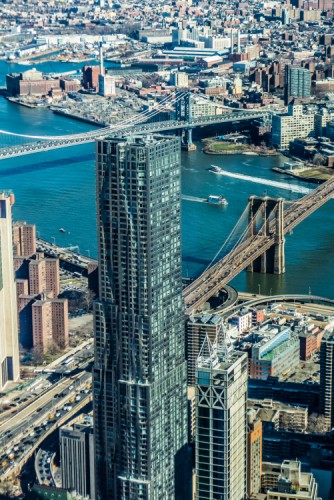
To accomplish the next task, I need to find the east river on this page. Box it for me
[0,60,333,297]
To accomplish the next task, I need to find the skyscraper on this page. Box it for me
[319,331,334,431]
[284,65,311,105]
[195,333,248,499]
[93,135,188,499]
[0,192,20,390]
[60,420,95,499]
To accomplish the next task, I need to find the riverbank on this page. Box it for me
[202,138,278,156]
[272,165,334,183]
[52,108,106,127]
[6,97,39,109]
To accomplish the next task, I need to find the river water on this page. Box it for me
[0,60,333,297]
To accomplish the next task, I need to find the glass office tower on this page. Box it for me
[93,135,188,499]
[196,336,248,499]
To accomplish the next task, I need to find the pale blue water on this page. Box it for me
[0,61,333,297]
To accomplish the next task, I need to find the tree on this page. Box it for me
[307,412,328,433]
[312,152,326,166]
[82,289,96,312]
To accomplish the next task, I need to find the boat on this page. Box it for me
[59,228,66,233]
[207,195,228,206]
[209,165,223,174]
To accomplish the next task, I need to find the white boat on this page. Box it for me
[209,165,223,174]
[207,195,228,206]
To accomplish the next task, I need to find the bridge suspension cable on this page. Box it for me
[203,202,250,273]
[201,200,273,277]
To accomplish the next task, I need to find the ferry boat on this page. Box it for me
[207,195,228,206]
[209,165,223,174]
[59,228,66,233]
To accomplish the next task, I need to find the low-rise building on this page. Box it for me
[6,68,60,97]
[249,399,308,432]
[249,326,300,380]
[229,310,252,334]
[263,460,320,500]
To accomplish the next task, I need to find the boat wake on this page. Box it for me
[210,167,311,194]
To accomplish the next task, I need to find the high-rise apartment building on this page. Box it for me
[31,295,68,353]
[284,65,311,104]
[195,336,248,499]
[29,255,59,297]
[271,105,314,150]
[93,135,188,499]
[0,193,20,390]
[314,108,334,137]
[319,331,334,431]
[13,221,36,258]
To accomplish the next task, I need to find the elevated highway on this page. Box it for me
[222,294,334,318]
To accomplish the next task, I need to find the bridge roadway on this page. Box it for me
[0,110,268,160]
[221,294,334,319]
[183,175,334,312]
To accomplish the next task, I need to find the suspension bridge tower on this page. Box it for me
[175,92,197,151]
[247,195,285,274]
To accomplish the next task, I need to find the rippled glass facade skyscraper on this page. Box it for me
[93,135,188,500]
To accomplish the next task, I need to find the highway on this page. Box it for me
[221,294,334,319]
[0,373,92,481]
[0,338,94,483]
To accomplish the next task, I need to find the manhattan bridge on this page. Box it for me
[1,90,333,313]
